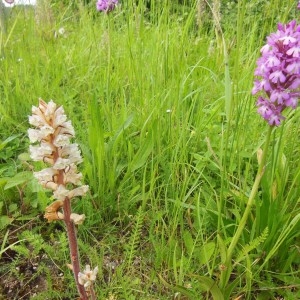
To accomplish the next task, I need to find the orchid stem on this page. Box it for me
[219,126,273,291]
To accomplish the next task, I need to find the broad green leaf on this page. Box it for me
[183,230,194,256]
[4,171,33,190]
[195,275,224,300]
[129,137,153,172]
[109,114,135,152]
[199,242,215,265]
[18,152,31,161]
[158,274,197,298]
[0,215,14,230]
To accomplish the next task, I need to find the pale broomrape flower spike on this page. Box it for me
[28,99,96,300]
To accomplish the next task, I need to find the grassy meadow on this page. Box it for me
[0,0,299,299]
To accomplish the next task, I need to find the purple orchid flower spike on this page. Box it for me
[96,0,118,12]
[252,20,300,126]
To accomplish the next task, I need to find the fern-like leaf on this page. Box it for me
[235,227,269,264]
[125,206,144,270]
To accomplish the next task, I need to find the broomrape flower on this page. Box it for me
[252,20,300,126]
[28,99,89,221]
[96,0,118,12]
[78,265,99,289]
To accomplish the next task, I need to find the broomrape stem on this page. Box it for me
[89,285,97,300]
[63,197,88,300]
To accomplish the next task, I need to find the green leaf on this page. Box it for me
[217,234,227,263]
[0,215,14,230]
[183,230,194,256]
[0,230,26,258]
[198,242,216,265]
[18,152,31,161]
[0,134,21,151]
[4,171,33,190]
[129,137,153,172]
[109,114,135,152]
[194,275,224,300]
[158,274,197,298]
[9,203,18,213]
[236,227,268,264]
[273,274,300,285]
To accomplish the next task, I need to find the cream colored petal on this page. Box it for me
[67,185,89,199]
[70,213,85,225]
[59,144,83,164]
[44,181,58,190]
[78,272,88,285]
[29,114,47,127]
[28,125,54,143]
[44,100,57,119]
[53,134,71,147]
[29,143,53,161]
[53,106,67,127]
[53,158,71,170]
[78,265,98,288]
[34,168,58,185]
[38,98,48,113]
[64,165,82,185]
[28,129,42,143]
[53,185,69,200]
[58,120,75,136]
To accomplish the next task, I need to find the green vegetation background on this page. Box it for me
[0,0,299,299]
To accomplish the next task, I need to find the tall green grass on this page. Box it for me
[0,0,299,299]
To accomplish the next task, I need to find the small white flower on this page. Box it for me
[58,27,65,35]
[29,114,47,127]
[57,120,75,136]
[53,156,83,170]
[28,125,54,143]
[78,265,98,289]
[53,106,67,127]
[53,134,71,147]
[29,143,53,161]
[53,158,72,170]
[53,185,69,200]
[59,143,80,157]
[68,185,89,199]
[59,144,83,164]
[70,213,85,225]
[53,185,89,201]
[63,164,83,185]
[34,168,58,186]
[44,100,57,120]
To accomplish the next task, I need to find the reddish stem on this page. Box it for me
[63,197,88,300]
[89,285,97,300]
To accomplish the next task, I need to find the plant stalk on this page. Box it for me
[219,126,273,290]
[63,197,88,300]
